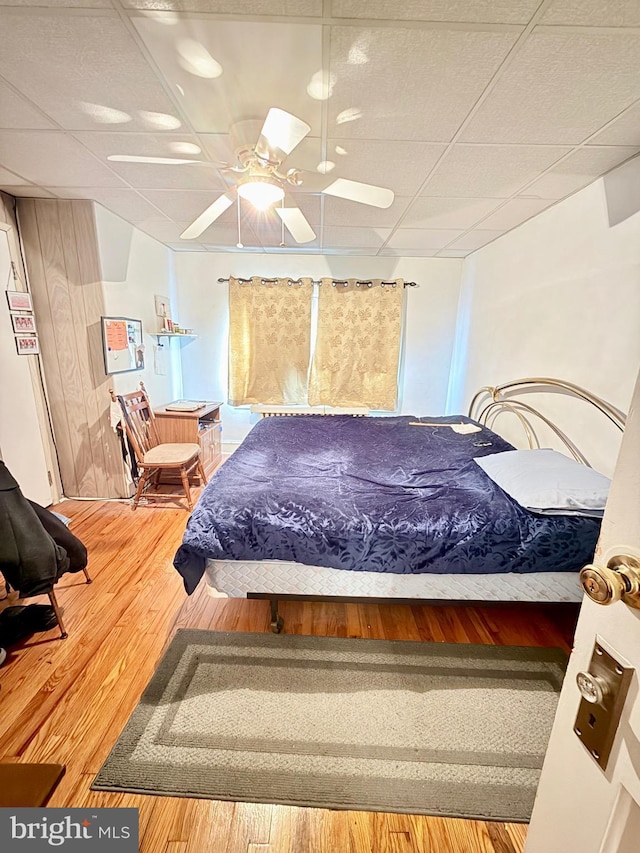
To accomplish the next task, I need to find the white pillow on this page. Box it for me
[474,449,610,517]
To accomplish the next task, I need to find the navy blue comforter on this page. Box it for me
[173,415,600,594]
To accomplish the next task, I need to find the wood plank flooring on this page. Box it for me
[0,494,578,853]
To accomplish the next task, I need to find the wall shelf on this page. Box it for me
[154,333,197,342]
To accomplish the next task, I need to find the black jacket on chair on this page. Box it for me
[0,462,86,597]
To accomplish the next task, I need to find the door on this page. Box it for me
[525,367,640,853]
[0,227,53,506]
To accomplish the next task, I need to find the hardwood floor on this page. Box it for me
[0,495,578,853]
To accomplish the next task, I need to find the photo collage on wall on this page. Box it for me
[6,287,39,355]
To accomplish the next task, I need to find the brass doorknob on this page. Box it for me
[580,554,640,609]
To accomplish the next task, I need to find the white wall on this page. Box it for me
[0,228,51,504]
[448,178,640,476]
[94,205,180,406]
[173,252,462,445]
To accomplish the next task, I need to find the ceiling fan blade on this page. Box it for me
[256,108,311,159]
[322,178,394,209]
[108,155,204,165]
[275,207,316,244]
[180,193,234,240]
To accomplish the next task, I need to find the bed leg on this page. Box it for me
[269,599,284,634]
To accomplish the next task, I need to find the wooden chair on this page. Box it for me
[110,383,207,511]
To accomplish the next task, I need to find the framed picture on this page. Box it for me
[11,312,36,334]
[101,316,144,375]
[15,334,40,355]
[6,289,33,312]
[154,294,171,318]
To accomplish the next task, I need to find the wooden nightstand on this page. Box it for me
[154,401,223,484]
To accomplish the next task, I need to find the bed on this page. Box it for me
[173,379,624,631]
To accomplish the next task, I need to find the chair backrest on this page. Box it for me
[110,382,161,463]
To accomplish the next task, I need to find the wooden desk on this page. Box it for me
[154,401,223,484]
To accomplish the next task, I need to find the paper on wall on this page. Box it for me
[154,342,168,376]
[409,421,482,434]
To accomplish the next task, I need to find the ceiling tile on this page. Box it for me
[332,1,539,24]
[105,161,225,190]
[281,193,321,229]
[0,13,181,132]
[319,139,446,195]
[52,187,168,221]
[541,0,640,27]
[0,185,55,198]
[421,144,569,198]
[133,16,325,135]
[386,228,463,250]
[448,230,505,251]
[525,147,640,199]
[436,249,470,257]
[0,131,127,187]
[0,164,27,183]
[168,243,206,251]
[137,219,198,243]
[200,224,254,246]
[460,31,640,144]
[323,226,391,248]
[379,247,440,257]
[402,196,502,229]
[72,132,206,160]
[322,246,383,255]
[198,134,242,167]
[476,197,551,229]
[72,132,228,190]
[588,102,640,147]
[260,232,322,251]
[208,244,264,253]
[323,195,411,228]
[140,189,231,222]
[327,27,518,141]
[122,0,321,11]
[0,82,56,130]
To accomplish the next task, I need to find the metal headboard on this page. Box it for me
[468,378,626,466]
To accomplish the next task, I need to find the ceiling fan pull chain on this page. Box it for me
[236,196,243,249]
[280,197,285,248]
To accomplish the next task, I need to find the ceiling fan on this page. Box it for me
[108,107,395,244]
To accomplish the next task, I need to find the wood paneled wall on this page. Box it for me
[17,198,129,499]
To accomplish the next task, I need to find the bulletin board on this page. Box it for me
[101,316,144,375]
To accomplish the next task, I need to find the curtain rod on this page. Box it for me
[217,277,417,287]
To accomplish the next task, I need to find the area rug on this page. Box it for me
[92,629,567,821]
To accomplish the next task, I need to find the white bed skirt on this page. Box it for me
[205,559,583,603]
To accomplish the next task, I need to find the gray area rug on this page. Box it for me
[92,630,567,821]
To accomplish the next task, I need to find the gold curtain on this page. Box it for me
[228,276,313,406]
[309,279,404,411]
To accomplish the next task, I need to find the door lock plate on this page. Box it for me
[574,642,633,770]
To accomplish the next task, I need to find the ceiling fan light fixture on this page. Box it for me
[238,178,284,211]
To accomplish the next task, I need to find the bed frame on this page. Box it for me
[469,377,625,465]
[211,379,626,632]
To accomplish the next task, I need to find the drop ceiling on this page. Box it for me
[0,0,639,256]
